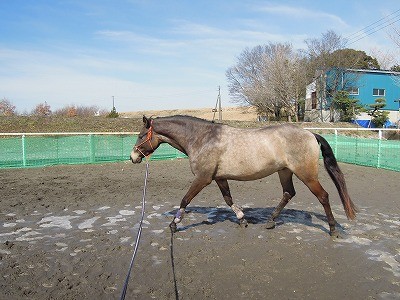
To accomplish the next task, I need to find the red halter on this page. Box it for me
[134,121,154,158]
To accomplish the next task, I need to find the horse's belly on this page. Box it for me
[215,158,282,181]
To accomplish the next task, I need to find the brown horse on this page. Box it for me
[130,115,357,237]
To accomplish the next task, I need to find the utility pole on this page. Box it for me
[218,86,222,121]
[213,86,222,121]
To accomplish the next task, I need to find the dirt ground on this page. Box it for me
[1,159,399,300]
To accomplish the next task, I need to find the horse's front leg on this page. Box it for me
[215,179,247,227]
[170,176,212,233]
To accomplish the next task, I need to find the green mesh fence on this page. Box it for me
[0,132,399,171]
[0,134,187,169]
[321,134,400,172]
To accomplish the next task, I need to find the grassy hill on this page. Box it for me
[0,106,363,134]
[0,116,144,133]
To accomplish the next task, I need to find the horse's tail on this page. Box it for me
[314,133,357,220]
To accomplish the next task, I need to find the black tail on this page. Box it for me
[314,134,357,220]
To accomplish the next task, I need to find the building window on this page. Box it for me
[373,88,385,96]
[311,91,317,109]
[347,87,359,95]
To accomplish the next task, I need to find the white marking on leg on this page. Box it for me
[231,204,244,219]
[174,208,185,223]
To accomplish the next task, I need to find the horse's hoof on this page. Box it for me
[239,218,248,228]
[169,221,177,233]
[266,220,276,229]
[329,230,341,239]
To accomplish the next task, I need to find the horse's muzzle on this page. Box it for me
[131,156,142,164]
[130,153,143,164]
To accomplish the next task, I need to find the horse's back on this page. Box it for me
[214,123,320,180]
[271,124,320,177]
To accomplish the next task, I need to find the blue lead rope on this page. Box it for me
[120,161,149,300]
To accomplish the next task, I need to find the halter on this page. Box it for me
[134,121,154,159]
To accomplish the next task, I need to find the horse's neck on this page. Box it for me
[154,118,211,155]
[154,119,192,154]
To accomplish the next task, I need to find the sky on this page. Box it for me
[0,0,399,113]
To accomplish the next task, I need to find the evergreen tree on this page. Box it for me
[367,98,389,127]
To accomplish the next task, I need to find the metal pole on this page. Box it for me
[89,134,95,163]
[334,129,338,157]
[22,134,26,167]
[377,129,382,168]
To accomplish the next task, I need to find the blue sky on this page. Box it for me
[1,1,399,113]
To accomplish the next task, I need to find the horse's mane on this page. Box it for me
[155,115,216,125]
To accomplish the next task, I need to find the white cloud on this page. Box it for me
[0,46,224,113]
[95,30,189,56]
[256,4,348,27]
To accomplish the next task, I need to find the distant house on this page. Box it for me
[305,68,400,127]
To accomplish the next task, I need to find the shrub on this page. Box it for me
[107,107,119,118]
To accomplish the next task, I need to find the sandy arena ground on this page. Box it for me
[1,159,399,299]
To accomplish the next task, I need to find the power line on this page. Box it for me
[344,8,400,40]
[345,9,400,46]
[347,17,400,46]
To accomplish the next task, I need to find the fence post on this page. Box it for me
[121,135,124,160]
[22,134,27,167]
[89,134,95,163]
[377,129,382,168]
[56,136,60,164]
[334,129,338,156]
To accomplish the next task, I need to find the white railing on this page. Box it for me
[0,131,138,136]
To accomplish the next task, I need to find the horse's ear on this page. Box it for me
[142,115,151,129]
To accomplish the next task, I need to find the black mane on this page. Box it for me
[155,115,215,125]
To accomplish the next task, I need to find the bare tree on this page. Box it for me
[304,30,347,75]
[32,101,51,116]
[369,47,397,70]
[0,98,16,116]
[53,104,100,117]
[388,26,400,76]
[303,31,371,121]
[226,43,307,121]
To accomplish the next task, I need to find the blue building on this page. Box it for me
[305,68,400,126]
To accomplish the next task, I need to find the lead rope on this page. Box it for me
[170,227,179,300]
[120,160,149,300]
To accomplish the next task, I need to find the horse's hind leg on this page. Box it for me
[215,179,247,227]
[305,179,339,237]
[266,168,296,229]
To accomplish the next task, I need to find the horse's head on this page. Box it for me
[130,116,158,163]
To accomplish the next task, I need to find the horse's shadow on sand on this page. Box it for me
[165,207,344,235]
